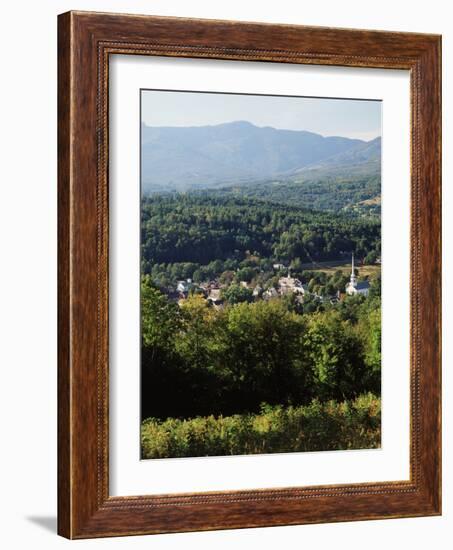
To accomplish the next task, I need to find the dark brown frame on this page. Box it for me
[58,10,441,539]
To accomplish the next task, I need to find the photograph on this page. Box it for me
[140,90,383,459]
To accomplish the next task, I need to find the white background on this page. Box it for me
[110,57,410,495]
[0,1,450,548]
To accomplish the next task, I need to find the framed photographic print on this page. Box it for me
[58,11,441,539]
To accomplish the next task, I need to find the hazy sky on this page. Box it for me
[141,89,381,141]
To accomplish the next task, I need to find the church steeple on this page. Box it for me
[350,253,357,287]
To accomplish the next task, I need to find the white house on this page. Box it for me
[176,278,194,294]
[278,276,307,296]
[263,287,278,300]
[252,285,263,298]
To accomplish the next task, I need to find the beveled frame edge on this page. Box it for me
[57,10,441,539]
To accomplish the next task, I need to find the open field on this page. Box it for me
[300,260,381,278]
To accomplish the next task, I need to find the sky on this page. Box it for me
[141,89,382,142]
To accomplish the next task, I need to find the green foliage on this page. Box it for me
[222,284,254,305]
[201,170,381,215]
[358,306,381,394]
[140,191,382,453]
[364,250,378,264]
[305,311,367,401]
[141,278,381,420]
[234,266,257,283]
[368,274,381,300]
[141,275,181,350]
[141,193,381,282]
[175,294,219,371]
[141,394,381,458]
[302,269,349,298]
[221,300,309,405]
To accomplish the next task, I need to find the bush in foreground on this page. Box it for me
[141,393,380,459]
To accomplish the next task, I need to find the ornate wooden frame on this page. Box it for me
[58,11,441,539]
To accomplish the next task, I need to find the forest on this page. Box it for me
[141,193,381,286]
[140,191,381,459]
[194,170,381,215]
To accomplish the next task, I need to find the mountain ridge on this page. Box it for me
[141,121,380,193]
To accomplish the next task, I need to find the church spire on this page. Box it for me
[350,252,357,287]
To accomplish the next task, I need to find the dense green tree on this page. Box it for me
[305,311,367,401]
[141,275,180,351]
[175,295,218,371]
[364,250,378,264]
[218,300,311,406]
[222,284,254,305]
[234,266,256,283]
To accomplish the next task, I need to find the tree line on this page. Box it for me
[141,194,381,275]
[204,171,381,214]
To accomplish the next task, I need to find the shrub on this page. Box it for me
[141,393,381,459]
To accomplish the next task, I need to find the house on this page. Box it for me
[273,263,286,271]
[263,287,278,300]
[206,288,224,310]
[345,254,370,296]
[278,276,307,296]
[176,278,205,299]
[207,288,222,304]
[252,285,263,298]
[176,278,193,294]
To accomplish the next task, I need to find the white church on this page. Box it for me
[345,254,370,296]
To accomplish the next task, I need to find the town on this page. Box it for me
[167,254,374,310]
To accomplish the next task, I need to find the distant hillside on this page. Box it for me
[190,137,381,215]
[286,136,381,190]
[196,174,380,216]
[141,121,372,192]
[295,137,381,172]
